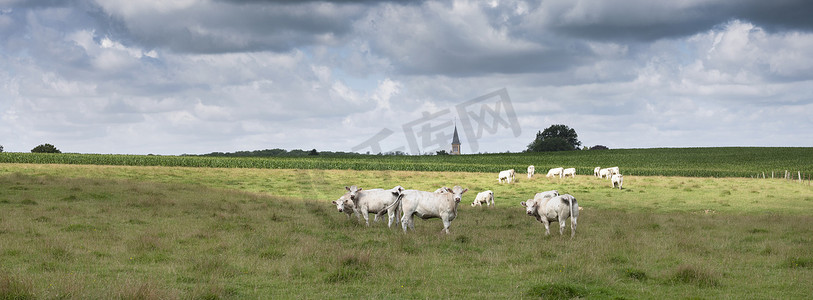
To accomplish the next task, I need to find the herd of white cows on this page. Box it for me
[332,165,623,236]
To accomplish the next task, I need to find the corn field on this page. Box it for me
[1,147,812,178]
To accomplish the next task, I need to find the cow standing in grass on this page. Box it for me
[349,186,404,228]
[471,190,494,208]
[612,174,624,190]
[498,169,515,183]
[521,194,579,238]
[401,186,468,234]
[527,165,535,179]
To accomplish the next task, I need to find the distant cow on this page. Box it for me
[608,167,620,176]
[612,174,624,190]
[546,167,564,178]
[332,193,355,218]
[521,194,579,238]
[352,186,404,227]
[471,190,494,207]
[498,169,515,184]
[401,186,468,234]
[562,168,576,178]
[593,167,601,177]
[527,165,535,179]
[599,168,612,178]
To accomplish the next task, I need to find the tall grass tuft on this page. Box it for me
[0,274,34,300]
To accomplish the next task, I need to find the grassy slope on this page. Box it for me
[1,170,812,299]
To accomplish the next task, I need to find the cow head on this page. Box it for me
[446,186,468,203]
[332,195,353,213]
[520,199,537,215]
[345,185,362,201]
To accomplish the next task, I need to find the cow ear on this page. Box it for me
[358,187,363,191]
[444,187,453,193]
[332,201,337,205]
[345,186,350,191]
[462,188,468,194]
[520,201,526,207]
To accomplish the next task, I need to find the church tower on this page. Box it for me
[451,125,461,155]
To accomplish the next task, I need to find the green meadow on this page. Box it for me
[1,161,812,298]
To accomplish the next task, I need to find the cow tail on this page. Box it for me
[570,196,579,219]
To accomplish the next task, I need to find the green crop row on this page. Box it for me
[2,147,812,178]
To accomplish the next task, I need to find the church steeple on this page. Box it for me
[451,125,461,155]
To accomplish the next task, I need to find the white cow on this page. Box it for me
[527,165,535,179]
[562,168,576,178]
[608,167,620,176]
[331,193,355,218]
[401,186,468,234]
[598,168,612,178]
[471,190,494,207]
[593,167,601,177]
[546,167,564,178]
[352,186,404,227]
[521,194,579,237]
[612,174,624,190]
[498,169,515,184]
[534,190,559,201]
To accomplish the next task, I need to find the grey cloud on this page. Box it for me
[533,0,813,42]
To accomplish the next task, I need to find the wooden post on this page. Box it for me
[799,171,803,183]
[772,171,774,179]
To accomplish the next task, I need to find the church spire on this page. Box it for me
[451,124,461,155]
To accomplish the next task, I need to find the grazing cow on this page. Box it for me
[527,165,535,179]
[332,193,355,218]
[534,190,559,201]
[401,186,468,234]
[599,168,612,178]
[498,169,515,184]
[563,168,576,178]
[521,194,579,237]
[594,167,601,177]
[471,190,494,207]
[353,186,404,228]
[608,167,620,176]
[546,167,564,178]
[612,174,624,190]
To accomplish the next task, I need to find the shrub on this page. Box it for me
[31,143,61,153]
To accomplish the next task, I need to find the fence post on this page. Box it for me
[799,171,803,183]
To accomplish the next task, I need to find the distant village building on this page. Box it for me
[451,125,461,155]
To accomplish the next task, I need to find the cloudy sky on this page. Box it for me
[1,0,812,155]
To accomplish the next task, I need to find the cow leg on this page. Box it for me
[361,208,370,226]
[570,217,577,238]
[559,220,566,236]
[542,219,551,235]
[442,217,452,234]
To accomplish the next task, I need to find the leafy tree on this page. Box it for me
[526,124,581,152]
[436,150,449,155]
[590,145,609,150]
[31,143,61,153]
[308,149,319,156]
[0,145,3,153]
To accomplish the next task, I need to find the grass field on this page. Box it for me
[1,163,812,298]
